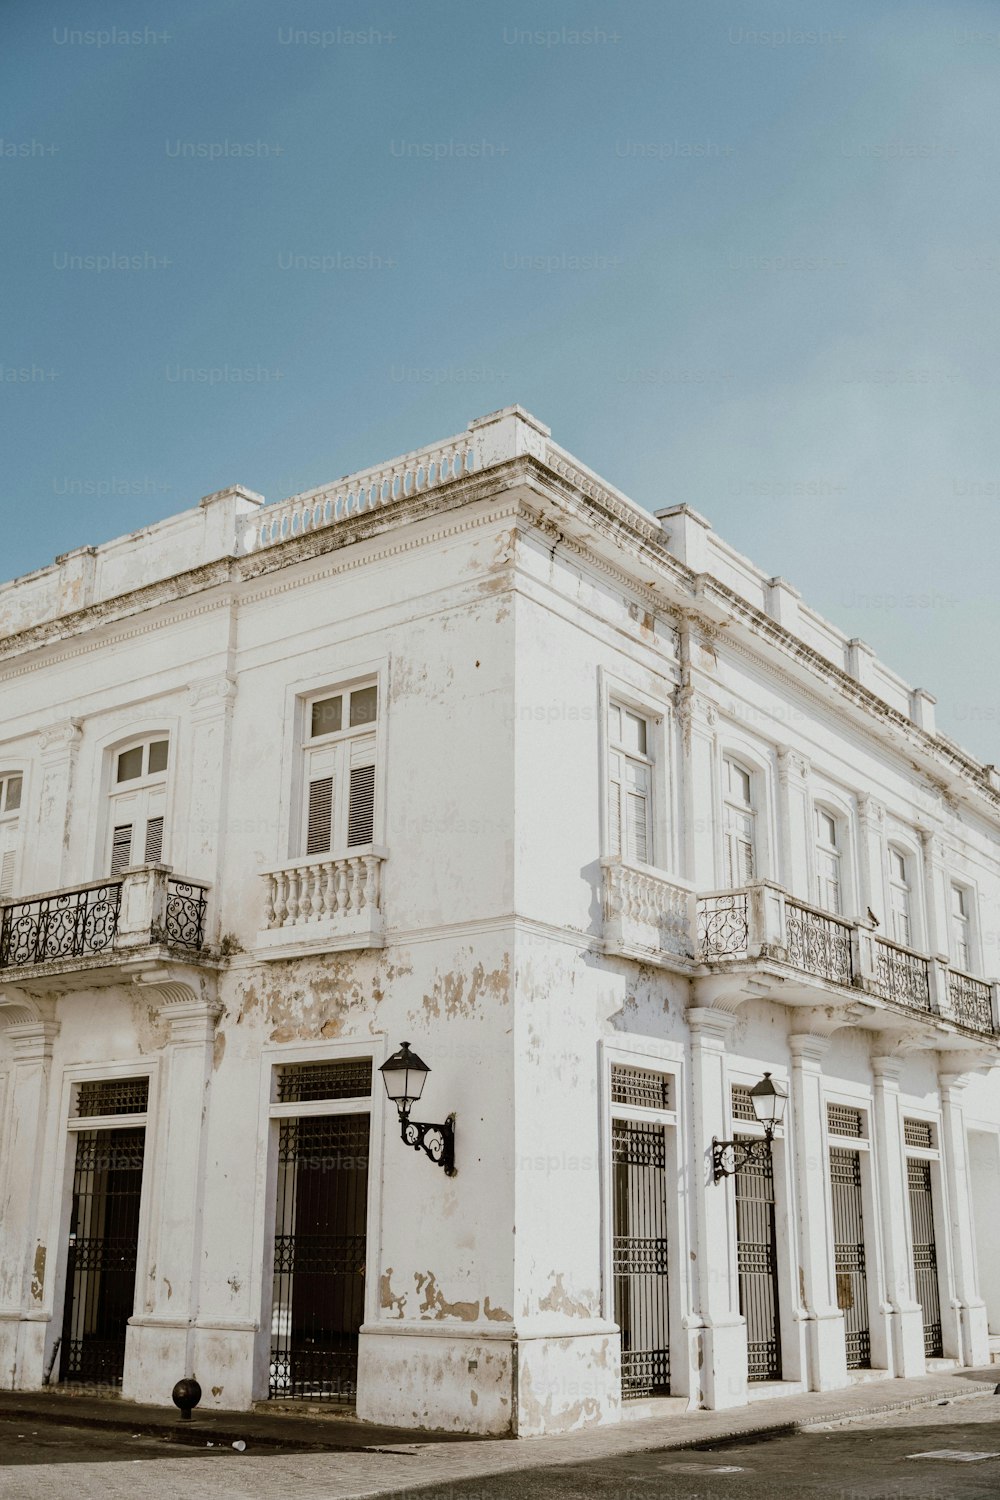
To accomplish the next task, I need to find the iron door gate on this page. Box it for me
[612,1119,670,1398]
[830,1147,871,1368]
[60,1126,145,1385]
[270,1111,370,1402]
[735,1135,782,1381]
[907,1158,943,1358]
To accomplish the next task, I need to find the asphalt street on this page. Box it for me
[0,1393,998,1497]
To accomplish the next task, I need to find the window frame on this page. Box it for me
[299,679,379,858]
[0,768,25,900]
[812,799,849,916]
[722,754,758,888]
[948,881,977,974]
[103,733,172,876]
[277,660,387,865]
[886,841,916,949]
[598,670,673,875]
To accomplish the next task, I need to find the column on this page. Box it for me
[185,674,237,884]
[33,719,82,892]
[687,1006,747,1410]
[788,1034,849,1390]
[937,1070,990,1367]
[122,972,221,1404]
[776,748,811,898]
[870,1057,926,1375]
[0,1012,58,1389]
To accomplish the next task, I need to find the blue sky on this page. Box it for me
[3,0,999,759]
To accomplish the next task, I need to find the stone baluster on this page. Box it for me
[263,877,275,928]
[349,858,363,914]
[363,855,379,912]
[273,870,288,927]
[335,861,349,915]
[285,868,300,926]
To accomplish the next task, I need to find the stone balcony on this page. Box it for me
[0,864,213,989]
[601,864,999,1040]
[256,848,386,960]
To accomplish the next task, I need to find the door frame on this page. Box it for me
[599,1038,689,1400]
[252,1037,386,1402]
[43,1059,160,1389]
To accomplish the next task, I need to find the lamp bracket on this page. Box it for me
[399,1110,456,1176]
[712,1127,776,1183]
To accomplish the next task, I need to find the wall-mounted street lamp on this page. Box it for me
[712,1072,788,1183]
[379,1042,456,1177]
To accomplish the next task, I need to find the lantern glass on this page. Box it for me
[379,1042,430,1109]
[749,1071,787,1129]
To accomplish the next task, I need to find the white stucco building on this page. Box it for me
[0,406,997,1435]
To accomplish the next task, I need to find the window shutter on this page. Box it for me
[306,777,334,856]
[144,816,164,864]
[347,764,375,847]
[624,758,650,864]
[0,820,17,899]
[110,824,133,875]
[608,751,622,856]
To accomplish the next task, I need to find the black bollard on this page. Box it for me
[172,1377,203,1421]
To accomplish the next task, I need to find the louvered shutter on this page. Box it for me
[303,746,335,856]
[306,777,334,855]
[726,809,755,885]
[144,816,164,863]
[111,824,133,875]
[348,768,375,847]
[0,819,17,899]
[624,758,650,864]
[608,750,622,856]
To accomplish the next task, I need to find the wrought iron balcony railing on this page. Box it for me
[0,865,210,973]
[602,870,997,1036]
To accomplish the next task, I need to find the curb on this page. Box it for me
[627,1380,999,1456]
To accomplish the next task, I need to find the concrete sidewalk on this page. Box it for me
[1,1368,998,1500]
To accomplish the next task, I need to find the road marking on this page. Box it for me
[659,1462,748,1473]
[907,1450,1000,1462]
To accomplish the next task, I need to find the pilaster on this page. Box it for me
[776,747,811,898]
[0,1008,59,1390]
[33,719,83,892]
[687,1005,747,1409]
[122,971,221,1404]
[870,1055,926,1376]
[937,1067,990,1367]
[788,1033,848,1391]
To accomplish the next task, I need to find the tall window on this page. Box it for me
[887,846,912,947]
[607,703,653,865]
[950,884,973,972]
[814,807,843,914]
[108,738,169,875]
[723,758,756,886]
[0,772,22,899]
[302,683,378,856]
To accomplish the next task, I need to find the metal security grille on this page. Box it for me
[731,1085,756,1123]
[611,1065,671,1111]
[270,1112,370,1402]
[60,1126,145,1386]
[830,1148,871,1368]
[904,1118,934,1150]
[907,1158,943,1358]
[735,1135,782,1381]
[276,1059,373,1104]
[75,1077,149,1118]
[612,1119,670,1399]
[827,1104,864,1139]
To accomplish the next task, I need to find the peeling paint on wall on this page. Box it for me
[414,1271,480,1322]
[379,1268,407,1318]
[538,1272,593,1319]
[31,1243,45,1301]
